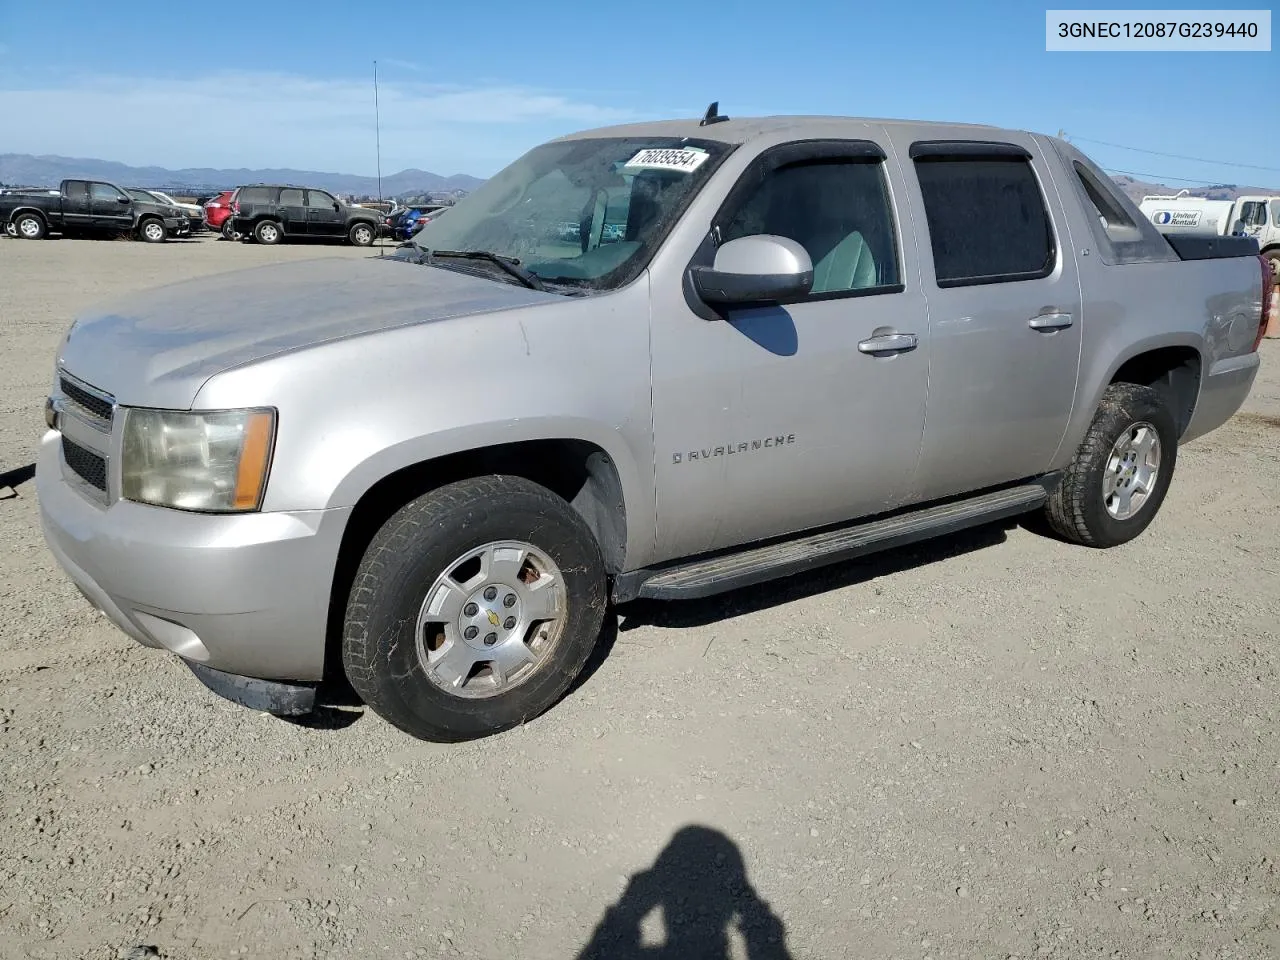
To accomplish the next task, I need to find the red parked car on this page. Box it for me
[203,191,237,239]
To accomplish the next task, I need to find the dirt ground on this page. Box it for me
[1,233,1277,960]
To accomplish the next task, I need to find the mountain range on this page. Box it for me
[0,154,484,198]
[1,153,1273,205]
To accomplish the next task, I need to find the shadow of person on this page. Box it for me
[575,826,792,960]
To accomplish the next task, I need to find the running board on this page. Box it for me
[614,482,1050,603]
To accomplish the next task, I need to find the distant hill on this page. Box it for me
[1110,175,1276,205]
[3,152,1274,206]
[0,153,484,198]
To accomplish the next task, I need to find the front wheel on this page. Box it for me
[1043,382,1178,548]
[254,219,282,245]
[348,221,375,247]
[138,218,166,243]
[342,476,607,742]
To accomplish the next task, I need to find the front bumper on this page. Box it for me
[36,430,351,682]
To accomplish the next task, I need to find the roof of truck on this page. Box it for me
[554,114,1024,145]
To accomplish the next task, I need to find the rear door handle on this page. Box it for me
[1028,312,1073,331]
[857,333,918,354]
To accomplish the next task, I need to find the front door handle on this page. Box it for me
[1028,312,1073,331]
[857,333,918,354]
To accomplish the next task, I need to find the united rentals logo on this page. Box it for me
[672,434,796,464]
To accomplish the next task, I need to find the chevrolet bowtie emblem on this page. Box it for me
[486,610,501,627]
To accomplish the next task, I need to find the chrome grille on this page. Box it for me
[57,374,114,430]
[62,436,107,491]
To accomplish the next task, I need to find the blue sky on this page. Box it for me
[0,0,1275,185]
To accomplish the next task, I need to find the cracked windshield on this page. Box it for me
[410,137,729,288]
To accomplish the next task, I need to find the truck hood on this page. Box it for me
[56,255,560,409]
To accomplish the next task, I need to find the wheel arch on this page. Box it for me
[1107,343,1203,439]
[321,436,633,692]
[9,206,49,225]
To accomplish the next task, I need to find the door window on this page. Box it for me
[306,190,336,209]
[1238,201,1266,227]
[720,159,901,295]
[90,182,128,202]
[279,188,304,206]
[913,156,1054,286]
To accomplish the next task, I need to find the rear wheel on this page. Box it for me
[254,219,282,245]
[138,218,166,243]
[348,221,375,247]
[14,213,46,240]
[1263,248,1280,282]
[342,476,607,742]
[220,218,238,241]
[1044,382,1178,547]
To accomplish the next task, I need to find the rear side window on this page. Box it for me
[279,188,304,206]
[914,157,1054,287]
[237,187,273,204]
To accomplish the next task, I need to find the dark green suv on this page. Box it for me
[228,184,380,247]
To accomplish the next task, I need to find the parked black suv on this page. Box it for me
[228,184,380,247]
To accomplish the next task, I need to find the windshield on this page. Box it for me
[411,136,732,291]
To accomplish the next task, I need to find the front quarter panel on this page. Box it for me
[191,278,657,567]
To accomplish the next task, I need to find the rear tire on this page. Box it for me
[254,219,282,245]
[348,221,375,247]
[14,213,47,240]
[138,218,166,243]
[342,475,607,742]
[1263,247,1280,282]
[1044,383,1178,548]
[220,219,238,241]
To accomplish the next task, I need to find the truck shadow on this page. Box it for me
[574,825,793,960]
[0,463,36,488]
[614,520,1014,632]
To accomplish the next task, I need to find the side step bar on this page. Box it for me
[613,481,1051,603]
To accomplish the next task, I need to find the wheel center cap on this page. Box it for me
[458,584,521,650]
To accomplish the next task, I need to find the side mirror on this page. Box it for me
[117,195,131,204]
[333,202,341,212]
[689,235,813,307]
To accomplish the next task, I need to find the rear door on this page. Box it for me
[887,135,1082,502]
[277,188,307,236]
[305,189,345,237]
[88,182,133,230]
[61,180,92,228]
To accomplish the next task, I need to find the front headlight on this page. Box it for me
[121,408,276,512]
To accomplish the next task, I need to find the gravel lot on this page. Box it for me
[1,233,1278,960]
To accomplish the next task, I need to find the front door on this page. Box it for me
[649,138,931,560]
[88,182,133,231]
[305,189,345,237]
[886,134,1082,502]
[277,188,307,237]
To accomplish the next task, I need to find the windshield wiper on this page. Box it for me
[418,248,545,291]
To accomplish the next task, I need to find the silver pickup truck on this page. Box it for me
[37,111,1271,742]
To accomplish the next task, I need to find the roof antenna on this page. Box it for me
[700,101,729,126]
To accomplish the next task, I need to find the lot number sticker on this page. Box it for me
[624,148,710,173]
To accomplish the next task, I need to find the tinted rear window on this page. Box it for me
[914,157,1055,287]
[237,187,274,204]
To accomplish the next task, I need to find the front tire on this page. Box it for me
[14,213,47,240]
[254,219,282,245]
[348,221,375,247]
[342,476,607,742]
[1044,383,1178,548]
[138,218,166,243]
